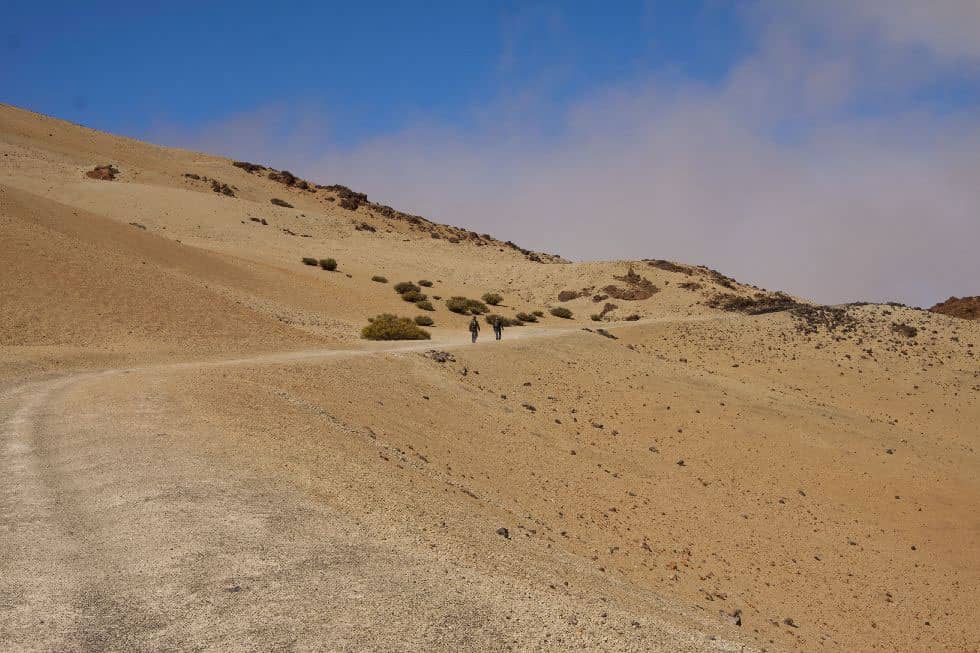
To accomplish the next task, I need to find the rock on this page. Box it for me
[424,350,455,363]
[720,608,742,627]
[85,164,118,180]
[496,527,510,539]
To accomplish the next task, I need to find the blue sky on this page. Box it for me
[3,1,980,305]
[2,2,752,144]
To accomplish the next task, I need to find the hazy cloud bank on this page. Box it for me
[153,2,980,306]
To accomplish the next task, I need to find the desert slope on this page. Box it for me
[1,103,978,652]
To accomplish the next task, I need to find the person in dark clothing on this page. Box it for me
[469,316,480,343]
[492,317,503,340]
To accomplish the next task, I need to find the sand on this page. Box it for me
[1,103,978,652]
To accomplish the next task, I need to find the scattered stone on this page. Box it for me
[496,527,510,539]
[424,350,455,363]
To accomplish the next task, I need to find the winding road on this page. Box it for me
[0,325,743,652]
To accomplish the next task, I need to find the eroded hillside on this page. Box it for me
[2,104,978,652]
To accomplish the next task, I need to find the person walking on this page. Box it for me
[492,317,503,340]
[469,316,481,343]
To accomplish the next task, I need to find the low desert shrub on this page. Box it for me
[486,314,523,327]
[482,292,503,306]
[270,198,293,208]
[371,275,388,283]
[515,312,537,322]
[361,314,431,340]
[414,315,434,326]
[591,313,602,321]
[402,289,426,303]
[301,257,318,266]
[416,300,434,311]
[623,314,641,321]
[418,279,433,287]
[532,310,544,317]
[446,296,488,315]
[550,306,573,319]
[319,258,337,271]
[394,281,421,294]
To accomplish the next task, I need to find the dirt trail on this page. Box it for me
[0,325,748,652]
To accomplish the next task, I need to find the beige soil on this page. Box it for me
[2,103,978,652]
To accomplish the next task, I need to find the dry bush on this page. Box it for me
[516,312,537,322]
[446,297,488,315]
[211,179,235,196]
[558,289,589,302]
[362,314,431,340]
[532,310,544,317]
[416,300,434,311]
[401,290,426,303]
[646,259,691,274]
[394,281,421,294]
[418,279,434,287]
[301,257,318,266]
[414,315,435,326]
[482,292,503,306]
[707,292,800,315]
[891,322,918,338]
[550,306,573,319]
[271,198,293,208]
[319,258,337,271]
[486,314,523,327]
[233,161,265,173]
[371,275,388,283]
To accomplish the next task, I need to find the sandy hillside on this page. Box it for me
[1,103,978,652]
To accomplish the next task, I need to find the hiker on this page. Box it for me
[469,316,481,343]
[492,317,503,340]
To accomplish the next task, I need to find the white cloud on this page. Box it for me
[151,2,980,307]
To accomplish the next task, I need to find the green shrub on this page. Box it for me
[532,310,544,317]
[550,306,573,319]
[319,258,337,271]
[361,314,431,340]
[371,275,388,283]
[516,312,537,322]
[301,257,318,266]
[591,313,602,321]
[446,296,488,315]
[402,289,426,303]
[394,281,421,294]
[416,300,434,311]
[482,292,503,306]
[418,279,433,287]
[414,315,434,326]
